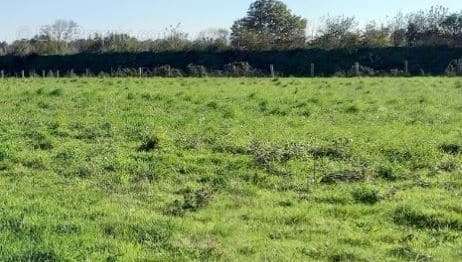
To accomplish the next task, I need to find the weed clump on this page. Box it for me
[320,170,365,184]
[8,250,59,262]
[166,188,213,216]
[437,160,458,172]
[352,187,381,205]
[389,246,432,261]
[455,81,462,89]
[393,205,462,230]
[0,144,8,161]
[377,166,397,181]
[206,101,218,109]
[439,143,461,155]
[345,104,360,113]
[48,88,63,96]
[27,131,53,150]
[382,148,413,163]
[130,221,174,249]
[138,136,160,152]
[309,146,347,160]
[55,223,81,235]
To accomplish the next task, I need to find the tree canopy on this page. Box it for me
[1,2,462,56]
[231,0,307,50]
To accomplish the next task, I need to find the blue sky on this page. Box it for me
[1,0,460,42]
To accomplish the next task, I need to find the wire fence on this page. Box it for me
[1,59,462,79]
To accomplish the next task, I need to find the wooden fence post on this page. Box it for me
[168,65,172,77]
[56,70,60,78]
[355,62,360,76]
[1,70,4,79]
[139,67,143,78]
[42,70,46,78]
[86,68,90,77]
[404,60,409,75]
[310,63,315,77]
[270,64,275,78]
[458,59,462,75]
[70,69,74,77]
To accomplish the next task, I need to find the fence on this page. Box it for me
[1,47,462,78]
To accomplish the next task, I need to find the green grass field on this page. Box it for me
[0,77,461,261]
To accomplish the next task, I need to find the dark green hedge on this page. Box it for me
[1,47,461,76]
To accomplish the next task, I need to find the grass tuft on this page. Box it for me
[393,205,462,230]
[138,136,160,152]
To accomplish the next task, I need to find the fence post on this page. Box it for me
[86,68,90,77]
[355,62,360,76]
[458,59,462,75]
[1,70,4,79]
[42,70,46,78]
[168,65,172,77]
[70,69,74,77]
[139,67,143,78]
[310,63,315,77]
[404,60,409,75]
[270,64,275,78]
[56,70,60,78]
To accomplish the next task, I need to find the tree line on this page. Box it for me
[0,0,462,57]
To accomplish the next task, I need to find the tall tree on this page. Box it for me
[193,29,230,51]
[311,16,361,49]
[441,12,462,47]
[40,20,80,42]
[231,0,307,50]
[405,6,449,46]
[38,20,80,54]
[361,21,392,48]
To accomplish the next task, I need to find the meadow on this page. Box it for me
[0,77,461,261]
